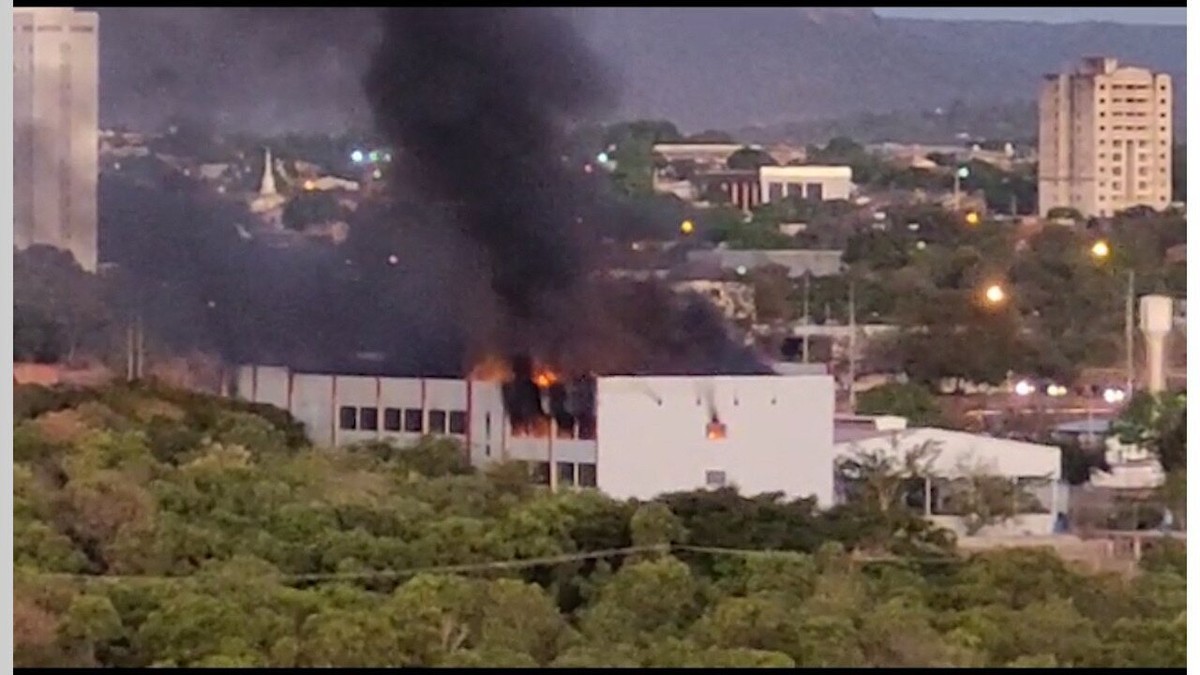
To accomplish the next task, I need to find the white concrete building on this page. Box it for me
[835,417,1065,536]
[14,7,100,271]
[759,165,853,203]
[234,365,836,505]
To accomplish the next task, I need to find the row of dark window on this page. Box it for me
[526,461,598,488]
[339,406,467,435]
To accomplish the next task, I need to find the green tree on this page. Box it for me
[855,382,943,426]
[1112,391,1186,473]
[726,146,777,171]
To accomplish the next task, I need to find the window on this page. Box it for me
[403,408,423,433]
[1112,181,1121,189]
[706,470,727,488]
[786,182,804,198]
[557,461,576,487]
[359,407,379,431]
[1112,153,1122,161]
[1138,167,1148,176]
[428,409,448,434]
[1112,167,1121,176]
[1138,181,1148,190]
[767,183,783,203]
[448,410,467,435]
[383,408,402,432]
[805,182,824,201]
[531,461,551,485]
[338,406,358,430]
[578,463,597,487]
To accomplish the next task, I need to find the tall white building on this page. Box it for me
[14,7,100,271]
[1038,56,1173,219]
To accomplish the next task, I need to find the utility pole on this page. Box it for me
[1125,269,1135,397]
[802,272,811,363]
[848,279,858,412]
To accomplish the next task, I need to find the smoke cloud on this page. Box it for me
[363,8,768,376]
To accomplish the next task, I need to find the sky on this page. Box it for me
[874,7,1186,25]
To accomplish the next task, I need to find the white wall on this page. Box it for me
[595,375,836,504]
[835,428,1065,536]
[759,165,852,203]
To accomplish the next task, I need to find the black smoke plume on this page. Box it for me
[364,8,768,377]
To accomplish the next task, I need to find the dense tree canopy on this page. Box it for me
[12,383,1186,667]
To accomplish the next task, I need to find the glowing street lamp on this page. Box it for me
[1014,380,1035,397]
[1091,240,1111,259]
[965,211,981,226]
[983,283,1007,305]
[680,220,695,235]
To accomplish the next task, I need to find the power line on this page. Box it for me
[20,543,965,587]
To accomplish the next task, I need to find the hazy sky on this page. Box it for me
[875,7,1186,25]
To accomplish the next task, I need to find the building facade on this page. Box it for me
[834,418,1066,536]
[759,165,853,204]
[1038,56,1173,218]
[14,7,100,271]
[234,365,837,505]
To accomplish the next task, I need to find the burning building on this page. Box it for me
[234,361,836,504]
[227,10,842,503]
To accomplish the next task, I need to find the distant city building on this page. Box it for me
[759,165,853,204]
[14,7,100,271]
[685,248,846,279]
[1038,56,1173,218]
[691,170,762,211]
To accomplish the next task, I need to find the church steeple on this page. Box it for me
[259,147,277,196]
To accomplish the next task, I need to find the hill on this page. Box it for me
[94,8,1185,137]
[575,9,1186,133]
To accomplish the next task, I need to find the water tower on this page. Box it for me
[1139,295,1173,393]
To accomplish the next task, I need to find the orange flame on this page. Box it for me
[533,366,559,389]
[706,419,727,440]
[469,355,512,382]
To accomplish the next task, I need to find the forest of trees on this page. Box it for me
[13,383,1186,667]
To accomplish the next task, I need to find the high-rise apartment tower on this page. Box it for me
[1038,57,1172,219]
[14,7,100,271]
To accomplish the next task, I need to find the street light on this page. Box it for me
[680,220,695,235]
[1089,240,1134,396]
[983,283,1006,305]
[954,166,969,209]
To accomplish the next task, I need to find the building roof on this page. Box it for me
[685,248,845,278]
[834,427,1061,479]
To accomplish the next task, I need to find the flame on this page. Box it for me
[512,416,551,438]
[706,419,727,440]
[469,355,560,389]
[533,366,559,389]
[469,355,512,382]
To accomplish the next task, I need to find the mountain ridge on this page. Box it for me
[93,8,1186,136]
